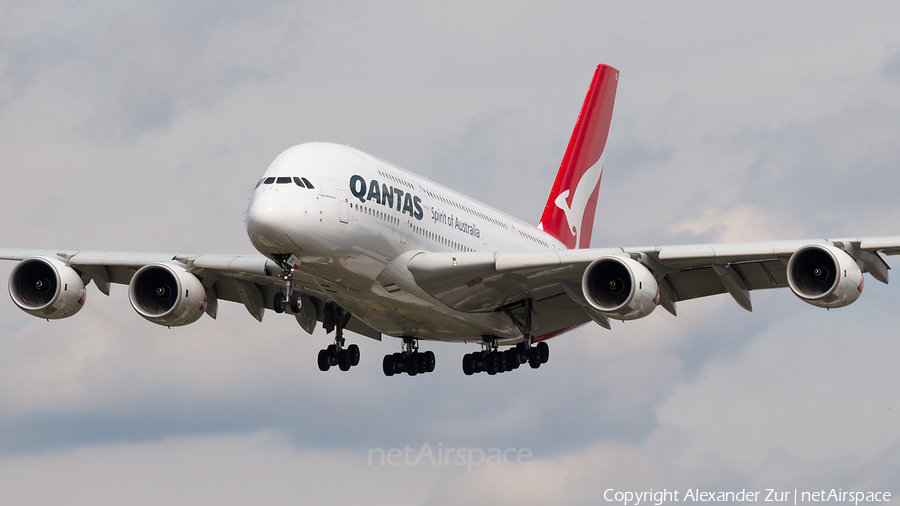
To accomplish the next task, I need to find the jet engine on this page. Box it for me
[582,255,659,320]
[787,244,863,309]
[128,263,208,326]
[9,256,86,319]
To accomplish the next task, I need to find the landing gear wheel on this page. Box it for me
[289,291,301,313]
[537,341,549,364]
[416,354,426,374]
[405,354,418,376]
[472,351,485,373]
[497,351,507,373]
[273,292,285,314]
[528,348,541,369]
[485,352,499,375]
[317,349,331,371]
[423,351,436,373]
[338,350,352,371]
[347,344,360,366]
[383,355,395,376]
[515,342,528,364]
[462,353,475,375]
[504,349,516,371]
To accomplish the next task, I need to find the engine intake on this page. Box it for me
[582,256,659,320]
[8,256,86,319]
[128,263,208,326]
[787,244,863,308]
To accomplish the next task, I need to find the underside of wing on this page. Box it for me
[404,235,900,331]
[0,249,381,340]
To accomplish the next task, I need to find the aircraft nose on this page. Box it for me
[246,190,299,254]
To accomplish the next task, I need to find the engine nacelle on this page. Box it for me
[787,244,863,309]
[128,263,208,326]
[9,256,86,319]
[582,255,659,320]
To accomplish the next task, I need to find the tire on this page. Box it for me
[392,352,404,373]
[497,351,507,372]
[486,352,498,375]
[338,350,351,371]
[348,344,360,366]
[289,291,301,313]
[504,349,516,371]
[515,343,527,364]
[462,353,475,375]
[416,354,426,374]
[273,292,285,314]
[382,355,395,376]
[528,348,541,369]
[472,352,484,373]
[537,341,549,364]
[423,351,436,373]
[405,354,418,376]
[317,349,331,371]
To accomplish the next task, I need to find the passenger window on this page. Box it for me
[293,177,305,187]
[264,177,276,184]
[276,177,291,184]
[301,177,315,189]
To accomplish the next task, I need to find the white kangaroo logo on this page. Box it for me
[553,149,606,246]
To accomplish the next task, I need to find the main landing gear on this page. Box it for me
[383,337,436,377]
[269,256,361,373]
[462,298,549,375]
[317,305,360,372]
[462,338,548,375]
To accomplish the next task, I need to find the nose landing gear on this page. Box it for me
[272,256,303,315]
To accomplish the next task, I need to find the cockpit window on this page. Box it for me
[256,178,264,188]
[301,177,314,189]
[293,177,305,188]
[276,176,291,184]
[264,177,276,184]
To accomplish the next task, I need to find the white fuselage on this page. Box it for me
[244,142,566,342]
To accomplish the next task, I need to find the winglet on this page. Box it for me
[538,64,619,249]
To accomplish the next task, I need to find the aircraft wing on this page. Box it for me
[0,249,381,340]
[405,236,900,328]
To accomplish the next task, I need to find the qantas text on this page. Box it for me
[350,175,424,220]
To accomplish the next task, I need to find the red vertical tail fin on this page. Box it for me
[538,64,619,249]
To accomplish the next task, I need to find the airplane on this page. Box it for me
[3,64,899,377]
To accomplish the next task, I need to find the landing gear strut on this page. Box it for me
[462,299,549,375]
[383,337,436,377]
[271,255,301,314]
[317,305,360,372]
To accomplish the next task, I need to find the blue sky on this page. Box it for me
[0,1,899,504]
